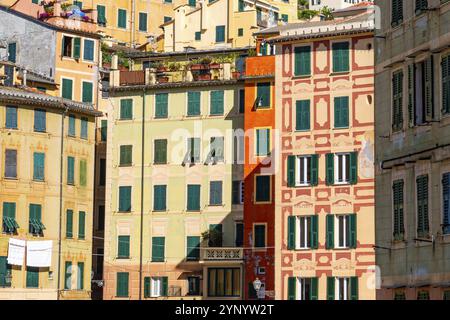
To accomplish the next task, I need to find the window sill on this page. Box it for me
[116,257,131,260]
[116,211,132,214]
[254,201,272,205]
[32,179,45,183]
[118,164,132,168]
[118,118,134,122]
[152,210,167,213]
[4,177,18,180]
[153,162,168,165]
[292,74,311,79]
[33,130,47,134]
[330,71,350,76]
[332,126,350,130]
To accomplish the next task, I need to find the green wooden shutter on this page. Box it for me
[310,277,318,300]
[391,0,403,27]
[118,235,130,258]
[152,237,165,262]
[29,204,42,234]
[77,262,84,290]
[82,82,93,103]
[101,120,107,141]
[349,152,358,185]
[97,5,106,25]
[210,90,224,115]
[162,277,168,296]
[0,257,10,287]
[33,152,45,181]
[155,93,168,118]
[5,106,17,129]
[67,156,75,185]
[73,38,81,59]
[187,185,200,211]
[311,215,319,249]
[116,272,129,297]
[256,82,271,108]
[350,277,358,300]
[310,154,319,186]
[326,214,334,249]
[424,56,434,121]
[187,91,201,116]
[349,214,357,248]
[64,261,72,289]
[78,211,85,240]
[153,185,167,211]
[287,277,296,300]
[68,115,76,136]
[66,209,73,238]
[442,55,450,114]
[144,277,151,298]
[120,145,132,166]
[327,277,335,300]
[326,153,334,185]
[287,155,296,187]
[417,175,429,237]
[80,117,88,139]
[118,9,127,29]
[7,42,16,63]
[333,42,349,73]
[187,236,200,260]
[26,267,39,288]
[334,97,349,128]
[287,216,296,250]
[443,174,450,234]
[119,186,132,212]
[120,99,133,120]
[62,79,73,100]
[392,71,404,131]
[296,100,310,130]
[154,139,167,164]
[393,180,405,238]
[209,181,222,205]
[79,159,87,187]
[408,64,415,126]
[215,25,225,42]
[139,12,147,32]
[294,46,311,76]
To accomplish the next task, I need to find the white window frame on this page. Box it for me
[335,215,350,249]
[295,216,311,249]
[335,277,350,301]
[296,156,311,186]
[295,277,312,300]
[334,153,350,185]
[150,277,163,297]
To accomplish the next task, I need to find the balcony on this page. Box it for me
[200,247,243,262]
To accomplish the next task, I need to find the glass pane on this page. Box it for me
[339,216,344,247]
[306,217,311,248]
[232,269,241,296]
[300,218,305,248]
[225,269,233,296]
[216,269,224,296]
[208,269,216,296]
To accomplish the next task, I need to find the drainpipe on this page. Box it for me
[138,89,146,300]
[131,0,136,48]
[57,106,68,300]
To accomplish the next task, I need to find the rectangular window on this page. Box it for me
[0,256,12,287]
[99,158,106,186]
[67,156,75,185]
[238,28,243,37]
[83,39,94,61]
[152,237,165,262]
[334,96,349,128]
[391,0,403,27]
[392,70,404,131]
[255,128,270,156]
[62,78,73,100]
[195,31,201,41]
[4,149,17,179]
[255,175,271,203]
[155,93,168,118]
[186,138,201,164]
[215,25,225,43]
[187,91,201,116]
[7,42,16,63]
[187,184,201,211]
[189,0,196,6]
[208,224,223,247]
[64,261,72,289]
[119,186,132,212]
[2,202,18,234]
[118,235,130,258]
[332,42,350,73]
[116,272,129,297]
[294,155,319,186]
[80,117,88,139]
[334,153,351,184]
[119,145,132,166]
[207,268,240,297]
[235,222,244,247]
[154,139,167,164]
[153,185,167,211]
[97,5,106,26]
[33,152,45,181]
[416,175,430,238]
[209,181,223,206]
[34,109,46,132]
[209,137,224,163]
[79,159,87,187]
[210,90,224,115]
[120,99,133,120]
[239,89,245,113]
[186,236,200,261]
[188,277,200,295]
[5,106,17,129]
[296,100,310,131]
[66,209,73,238]
[335,277,352,300]
[101,120,107,141]
[415,0,428,15]
[77,262,84,290]
[336,215,350,248]
[78,211,85,240]
[68,115,76,136]
[393,180,405,240]
[442,55,450,115]
[256,82,271,108]
[443,173,450,234]
[294,46,311,76]
[118,9,127,29]
[254,224,266,248]
[150,277,168,297]
[29,204,44,235]
[164,16,172,23]
[281,14,288,22]
[232,181,244,205]
[288,277,318,300]
[296,216,312,249]
[238,0,245,11]
[26,267,39,288]
[97,205,105,231]
[139,12,148,32]
[82,81,93,103]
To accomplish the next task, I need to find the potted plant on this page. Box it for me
[154,61,166,73]
[196,73,212,81]
[157,75,169,83]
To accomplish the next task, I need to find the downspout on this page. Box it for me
[227,0,230,45]
[131,0,136,48]
[138,89,146,300]
[57,106,68,300]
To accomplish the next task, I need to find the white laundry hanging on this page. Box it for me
[7,238,26,266]
[26,240,52,267]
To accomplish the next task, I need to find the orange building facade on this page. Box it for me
[243,38,276,299]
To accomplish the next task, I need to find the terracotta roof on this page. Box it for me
[129,46,252,59]
[0,86,102,116]
[110,79,243,93]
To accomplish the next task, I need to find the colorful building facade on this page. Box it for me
[271,8,376,300]
[375,0,450,300]
[103,49,247,300]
